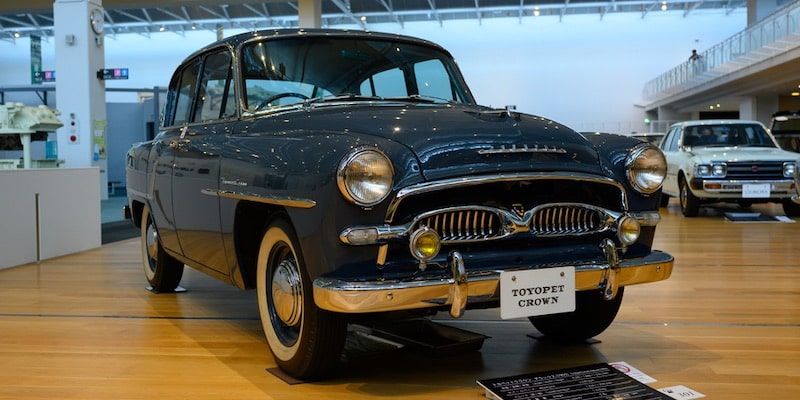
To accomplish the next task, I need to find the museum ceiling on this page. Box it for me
[0,0,757,40]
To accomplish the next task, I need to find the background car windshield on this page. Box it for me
[682,124,775,147]
[240,37,471,111]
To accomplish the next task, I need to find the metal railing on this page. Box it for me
[643,1,800,102]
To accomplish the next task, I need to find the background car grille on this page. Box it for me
[531,205,603,236]
[726,161,787,179]
[417,210,502,242]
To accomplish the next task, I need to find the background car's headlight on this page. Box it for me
[337,148,394,207]
[696,163,727,178]
[626,144,667,195]
[784,162,796,178]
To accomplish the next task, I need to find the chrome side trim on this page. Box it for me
[385,172,629,223]
[202,188,316,209]
[313,251,674,314]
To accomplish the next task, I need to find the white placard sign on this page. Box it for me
[500,266,575,319]
[658,385,706,399]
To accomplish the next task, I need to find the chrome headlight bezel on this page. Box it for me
[695,163,727,178]
[337,147,395,208]
[625,144,667,195]
[783,162,796,178]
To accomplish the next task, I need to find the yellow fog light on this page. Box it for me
[616,215,641,246]
[409,227,441,261]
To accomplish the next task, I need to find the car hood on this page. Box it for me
[688,146,800,163]
[271,103,603,181]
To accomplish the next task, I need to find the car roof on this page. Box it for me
[181,28,449,64]
[771,110,800,118]
[670,120,765,128]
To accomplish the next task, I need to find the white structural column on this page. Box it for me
[54,0,108,200]
[298,0,322,28]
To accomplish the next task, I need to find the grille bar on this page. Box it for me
[418,210,499,241]
[532,205,601,235]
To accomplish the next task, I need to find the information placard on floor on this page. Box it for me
[477,363,673,400]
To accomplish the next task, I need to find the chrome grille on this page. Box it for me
[725,161,787,180]
[531,205,603,236]
[417,209,502,242]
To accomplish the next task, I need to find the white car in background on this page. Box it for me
[658,120,800,217]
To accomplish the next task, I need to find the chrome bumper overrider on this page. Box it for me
[313,248,674,317]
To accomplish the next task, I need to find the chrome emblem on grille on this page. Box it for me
[478,144,567,155]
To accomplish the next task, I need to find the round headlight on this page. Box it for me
[337,148,394,207]
[626,145,667,195]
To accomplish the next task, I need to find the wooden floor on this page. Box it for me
[1,201,798,399]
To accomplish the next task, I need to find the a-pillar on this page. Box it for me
[54,0,108,200]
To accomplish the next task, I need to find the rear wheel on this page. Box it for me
[528,287,624,342]
[141,205,183,292]
[256,218,346,380]
[679,177,700,217]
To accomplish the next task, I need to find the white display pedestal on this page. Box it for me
[0,167,101,270]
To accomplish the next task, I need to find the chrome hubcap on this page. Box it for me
[271,258,302,327]
[145,223,158,262]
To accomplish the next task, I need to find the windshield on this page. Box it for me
[682,124,776,148]
[239,36,472,112]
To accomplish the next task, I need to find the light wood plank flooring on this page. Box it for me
[1,201,798,399]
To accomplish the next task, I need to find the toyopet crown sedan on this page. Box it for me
[125,29,674,380]
[659,120,800,217]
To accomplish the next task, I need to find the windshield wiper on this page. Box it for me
[384,94,454,104]
[304,93,384,105]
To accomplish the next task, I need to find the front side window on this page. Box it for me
[239,36,472,112]
[194,50,236,122]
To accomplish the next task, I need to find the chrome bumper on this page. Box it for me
[313,248,674,316]
[695,179,794,196]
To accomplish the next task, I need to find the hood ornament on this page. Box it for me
[478,144,567,155]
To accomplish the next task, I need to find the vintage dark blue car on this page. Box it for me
[125,29,674,379]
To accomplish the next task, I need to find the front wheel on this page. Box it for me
[256,218,346,380]
[528,287,624,342]
[783,199,800,217]
[679,177,700,217]
[141,205,184,292]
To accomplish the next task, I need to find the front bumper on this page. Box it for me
[690,178,795,198]
[313,248,673,316]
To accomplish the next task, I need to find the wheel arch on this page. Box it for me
[129,199,146,229]
[233,201,289,290]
